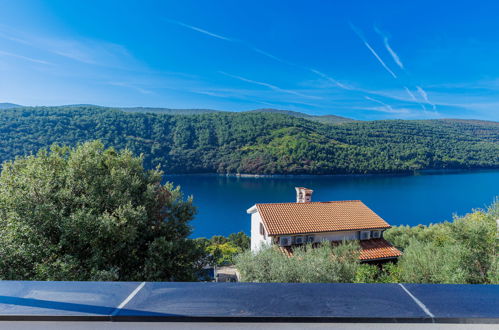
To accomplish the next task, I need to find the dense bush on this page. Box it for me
[382,200,498,284]
[236,241,360,282]
[195,232,250,266]
[0,141,203,281]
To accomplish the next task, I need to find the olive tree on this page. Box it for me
[0,141,203,281]
[236,241,360,283]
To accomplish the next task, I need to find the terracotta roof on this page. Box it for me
[278,238,401,261]
[359,238,402,261]
[256,200,391,236]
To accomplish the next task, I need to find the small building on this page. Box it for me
[247,187,401,262]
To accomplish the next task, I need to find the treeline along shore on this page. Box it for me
[1,105,498,175]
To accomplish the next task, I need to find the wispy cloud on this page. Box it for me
[0,25,138,69]
[0,50,51,65]
[165,19,296,66]
[220,71,321,100]
[403,87,417,101]
[364,96,410,114]
[352,23,438,112]
[309,69,352,90]
[166,19,232,41]
[167,18,349,91]
[191,89,304,109]
[167,18,358,97]
[250,46,294,65]
[374,26,404,69]
[416,86,436,110]
[404,86,427,110]
[350,23,397,79]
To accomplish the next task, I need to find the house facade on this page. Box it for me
[247,187,401,262]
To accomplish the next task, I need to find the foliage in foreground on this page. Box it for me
[236,241,360,283]
[237,200,498,284]
[0,141,203,281]
[195,232,250,266]
[378,200,498,284]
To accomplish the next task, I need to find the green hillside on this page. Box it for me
[119,107,221,115]
[247,109,354,124]
[0,103,21,109]
[0,106,497,175]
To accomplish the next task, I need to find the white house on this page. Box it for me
[247,187,401,262]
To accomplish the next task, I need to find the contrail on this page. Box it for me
[417,86,436,110]
[364,96,396,113]
[167,19,232,41]
[350,23,397,79]
[166,19,292,65]
[309,69,352,90]
[0,50,51,65]
[169,18,356,94]
[220,71,320,99]
[403,87,417,101]
[374,26,404,69]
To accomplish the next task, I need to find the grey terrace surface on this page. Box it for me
[0,281,496,323]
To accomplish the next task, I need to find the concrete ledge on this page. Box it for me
[0,281,495,326]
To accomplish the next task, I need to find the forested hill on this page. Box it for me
[0,106,498,175]
[117,107,354,124]
[1,104,354,123]
[0,103,21,109]
[246,109,354,124]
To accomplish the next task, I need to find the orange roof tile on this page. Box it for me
[359,238,402,261]
[278,238,401,261]
[256,200,391,236]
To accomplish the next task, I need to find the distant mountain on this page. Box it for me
[118,107,221,115]
[0,103,22,109]
[116,106,354,123]
[0,103,353,122]
[247,108,355,124]
[0,105,497,175]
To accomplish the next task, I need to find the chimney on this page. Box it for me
[295,187,313,203]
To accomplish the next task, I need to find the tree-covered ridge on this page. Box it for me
[0,102,21,109]
[0,106,497,175]
[246,108,354,124]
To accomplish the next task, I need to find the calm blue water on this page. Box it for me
[165,170,499,238]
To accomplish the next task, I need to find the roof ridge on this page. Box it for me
[255,200,362,206]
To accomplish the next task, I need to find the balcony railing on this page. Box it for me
[0,281,496,329]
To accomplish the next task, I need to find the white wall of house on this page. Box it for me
[248,202,386,251]
[272,230,358,245]
[273,230,384,246]
[313,230,360,242]
[250,211,272,252]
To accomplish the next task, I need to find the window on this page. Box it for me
[259,223,266,237]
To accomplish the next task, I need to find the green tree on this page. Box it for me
[385,200,498,284]
[206,242,240,266]
[0,141,203,281]
[488,256,499,284]
[448,209,496,283]
[397,240,468,284]
[227,232,250,251]
[355,264,380,283]
[236,241,360,283]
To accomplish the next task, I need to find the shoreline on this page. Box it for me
[165,168,499,179]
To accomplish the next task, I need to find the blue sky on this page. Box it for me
[1,0,499,120]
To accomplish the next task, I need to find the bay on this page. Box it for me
[166,170,499,238]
